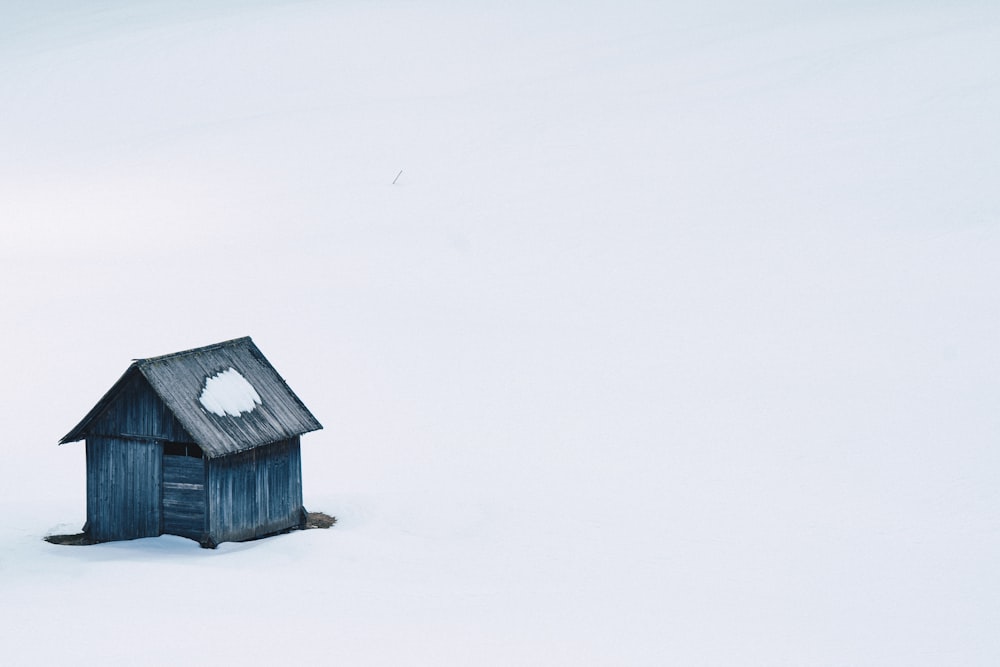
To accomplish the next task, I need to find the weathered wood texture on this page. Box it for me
[86,370,193,442]
[206,436,303,543]
[162,455,206,540]
[86,437,161,542]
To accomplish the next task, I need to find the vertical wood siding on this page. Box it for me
[162,456,207,540]
[206,437,303,544]
[86,437,161,542]
[88,371,193,442]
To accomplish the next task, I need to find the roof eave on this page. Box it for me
[199,423,323,459]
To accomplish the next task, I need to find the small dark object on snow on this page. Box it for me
[304,511,336,529]
[45,533,96,546]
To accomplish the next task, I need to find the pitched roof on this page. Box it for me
[60,337,322,458]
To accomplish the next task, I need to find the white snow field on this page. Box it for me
[1,0,999,664]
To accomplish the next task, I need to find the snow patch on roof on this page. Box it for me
[199,367,262,417]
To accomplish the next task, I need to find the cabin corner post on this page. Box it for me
[83,438,96,541]
[292,435,305,525]
[202,452,213,547]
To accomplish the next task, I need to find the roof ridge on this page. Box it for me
[136,336,253,365]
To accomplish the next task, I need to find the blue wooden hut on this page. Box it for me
[60,337,322,548]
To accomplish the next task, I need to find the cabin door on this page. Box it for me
[161,446,206,540]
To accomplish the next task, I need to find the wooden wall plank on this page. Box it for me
[85,437,161,542]
[87,373,192,442]
[206,437,303,544]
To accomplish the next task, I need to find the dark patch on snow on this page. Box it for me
[44,511,336,547]
[304,511,336,529]
[44,533,96,546]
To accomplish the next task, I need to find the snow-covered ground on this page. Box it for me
[1,1,999,664]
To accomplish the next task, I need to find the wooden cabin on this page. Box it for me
[60,337,322,548]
